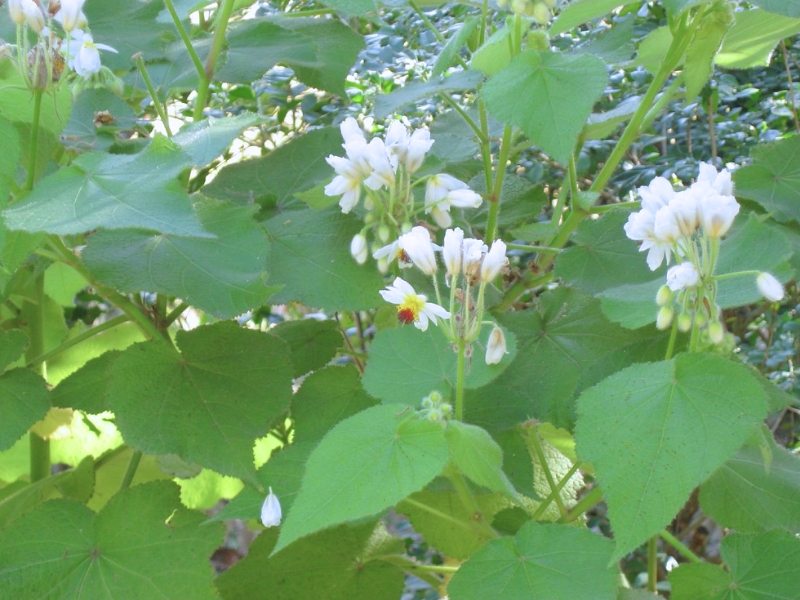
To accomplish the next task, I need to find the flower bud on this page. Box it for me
[485,326,508,365]
[756,272,784,303]
[677,312,693,332]
[656,284,672,307]
[21,0,44,33]
[694,311,707,328]
[656,306,673,330]
[8,0,25,24]
[707,321,725,345]
[260,487,282,527]
[377,224,391,243]
[481,239,508,283]
[350,233,368,265]
[531,1,551,24]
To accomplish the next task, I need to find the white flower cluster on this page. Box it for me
[625,163,784,343]
[324,118,483,272]
[379,225,509,365]
[6,0,116,90]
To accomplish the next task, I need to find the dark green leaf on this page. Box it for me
[82,197,273,319]
[275,405,448,553]
[0,369,49,452]
[108,322,293,481]
[0,330,26,372]
[216,521,404,600]
[482,50,607,165]
[51,351,120,414]
[446,422,518,498]
[269,319,342,378]
[734,134,800,223]
[0,481,222,599]
[375,71,485,119]
[575,354,768,559]
[264,208,386,311]
[448,521,617,600]
[550,0,639,35]
[4,137,210,237]
[433,17,480,77]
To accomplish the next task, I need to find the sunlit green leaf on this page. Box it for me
[716,9,800,69]
[0,369,49,452]
[734,134,800,223]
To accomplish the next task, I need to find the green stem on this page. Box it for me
[494,272,554,312]
[26,90,43,190]
[568,152,580,203]
[530,461,581,520]
[163,0,206,83]
[134,54,172,136]
[659,529,702,564]
[401,497,476,533]
[558,486,603,524]
[591,14,695,193]
[26,314,130,368]
[165,301,189,326]
[120,450,143,490]
[506,243,560,253]
[486,125,514,244]
[525,429,568,518]
[647,536,658,592]
[372,555,449,588]
[23,271,49,481]
[447,467,498,539]
[194,0,236,120]
[439,94,486,143]
[665,316,679,360]
[455,338,467,421]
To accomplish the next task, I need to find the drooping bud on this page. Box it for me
[756,272,784,303]
[707,321,725,345]
[656,284,672,307]
[480,239,508,283]
[485,326,508,365]
[260,487,282,527]
[677,312,693,333]
[21,0,45,33]
[350,233,368,265]
[8,0,26,24]
[656,306,673,330]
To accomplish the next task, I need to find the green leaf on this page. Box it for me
[575,354,768,559]
[51,351,119,414]
[446,422,518,498]
[683,7,732,99]
[108,322,293,481]
[375,71,484,119]
[482,50,607,165]
[471,26,514,76]
[635,26,674,75]
[550,0,639,35]
[569,14,636,65]
[177,468,243,510]
[267,17,365,96]
[397,488,509,560]
[82,197,274,319]
[3,137,210,237]
[274,404,448,553]
[433,17,480,77]
[0,116,20,206]
[264,208,386,311]
[0,62,72,136]
[669,530,800,599]
[0,456,94,530]
[217,19,317,83]
[470,175,547,230]
[585,95,642,139]
[750,0,800,17]
[734,128,800,223]
[203,127,344,209]
[85,0,174,69]
[291,365,379,445]
[0,369,50,452]
[0,481,222,599]
[448,521,617,600]
[554,210,655,295]
[213,442,315,523]
[0,330,26,372]
[317,0,376,16]
[700,431,800,533]
[216,521,404,600]
[61,89,139,153]
[716,9,800,69]
[466,287,645,431]
[269,319,342,378]
[173,113,261,167]
[362,323,517,407]
[598,278,662,329]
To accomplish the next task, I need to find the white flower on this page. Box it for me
[425,174,482,228]
[340,117,366,146]
[442,227,464,280]
[350,234,368,264]
[379,277,450,331]
[21,0,44,33]
[624,202,673,271]
[56,0,87,32]
[698,191,739,238]
[653,205,683,245]
[260,487,282,527]
[485,326,508,365]
[757,272,784,302]
[363,138,396,190]
[8,0,25,24]
[481,239,508,283]
[638,177,675,214]
[384,120,433,174]
[666,263,699,291]
[463,237,488,281]
[69,30,117,77]
[398,226,438,275]
[668,189,700,237]
[324,155,365,213]
[697,162,733,196]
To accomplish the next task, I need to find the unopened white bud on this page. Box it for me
[481,239,508,283]
[21,0,44,33]
[656,284,672,307]
[377,224,391,243]
[8,0,25,24]
[677,313,693,332]
[707,321,725,345]
[756,272,784,303]
[485,326,508,365]
[350,234,368,265]
[656,306,673,330]
[260,487,282,527]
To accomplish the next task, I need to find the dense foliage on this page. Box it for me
[0,0,799,598]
